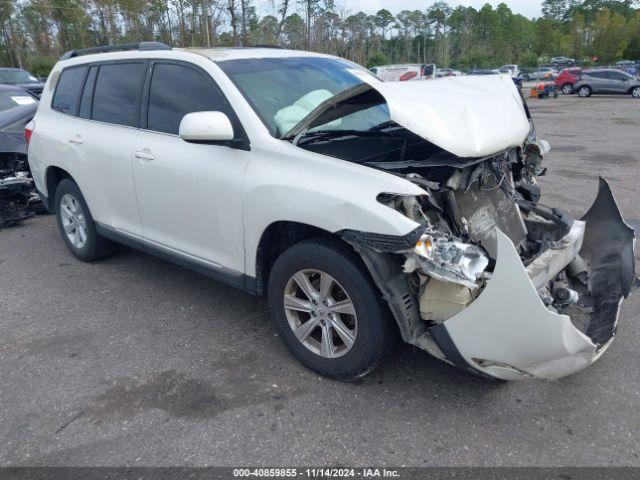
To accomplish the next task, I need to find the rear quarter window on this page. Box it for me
[52,66,88,115]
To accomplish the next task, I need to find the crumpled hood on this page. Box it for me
[372,75,531,158]
[284,74,532,159]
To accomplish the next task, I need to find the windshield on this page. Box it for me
[0,90,37,112]
[217,57,389,137]
[0,69,39,84]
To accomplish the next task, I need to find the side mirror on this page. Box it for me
[179,111,234,142]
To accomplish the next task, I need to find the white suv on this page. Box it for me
[28,43,637,381]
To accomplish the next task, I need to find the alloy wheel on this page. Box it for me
[632,87,640,98]
[562,84,573,94]
[60,193,88,249]
[283,269,358,359]
[578,87,590,97]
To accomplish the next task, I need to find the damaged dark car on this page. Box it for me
[0,84,38,228]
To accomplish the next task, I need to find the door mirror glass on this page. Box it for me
[179,111,234,142]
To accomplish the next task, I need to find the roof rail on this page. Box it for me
[249,44,284,49]
[60,42,171,60]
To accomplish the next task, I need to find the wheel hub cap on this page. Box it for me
[283,269,358,359]
[60,194,88,249]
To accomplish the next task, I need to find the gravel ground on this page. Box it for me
[1,94,639,467]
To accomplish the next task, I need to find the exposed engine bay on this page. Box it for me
[295,114,637,380]
[0,152,35,228]
[280,73,638,380]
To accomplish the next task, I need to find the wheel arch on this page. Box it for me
[45,165,73,211]
[254,221,345,296]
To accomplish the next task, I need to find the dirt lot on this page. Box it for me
[1,94,639,467]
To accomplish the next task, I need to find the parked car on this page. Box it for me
[28,43,638,382]
[574,69,640,97]
[550,56,576,66]
[0,68,45,97]
[522,67,555,81]
[0,85,39,227]
[616,60,635,68]
[467,69,499,75]
[498,64,520,77]
[436,67,462,77]
[554,68,582,94]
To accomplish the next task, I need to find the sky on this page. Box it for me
[339,0,542,19]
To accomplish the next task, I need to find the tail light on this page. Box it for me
[25,119,35,145]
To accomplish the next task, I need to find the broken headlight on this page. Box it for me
[405,231,489,288]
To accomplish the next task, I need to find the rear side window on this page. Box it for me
[146,63,229,135]
[92,63,146,127]
[52,67,87,115]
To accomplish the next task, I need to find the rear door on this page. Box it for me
[74,61,147,237]
[586,71,607,92]
[132,60,249,279]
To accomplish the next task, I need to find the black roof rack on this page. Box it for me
[248,44,284,49]
[60,42,171,60]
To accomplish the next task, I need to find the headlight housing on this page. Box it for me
[407,231,489,288]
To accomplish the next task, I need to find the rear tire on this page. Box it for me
[632,87,640,99]
[267,238,397,380]
[54,178,112,262]
[577,86,591,97]
[561,83,573,94]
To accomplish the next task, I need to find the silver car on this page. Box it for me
[574,69,640,98]
[522,67,555,81]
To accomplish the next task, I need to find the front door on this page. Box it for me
[132,61,249,279]
[606,71,631,93]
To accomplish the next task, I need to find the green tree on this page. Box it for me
[367,51,388,68]
[592,8,631,61]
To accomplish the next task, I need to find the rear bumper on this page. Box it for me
[433,178,637,380]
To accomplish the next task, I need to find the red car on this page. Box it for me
[554,68,582,94]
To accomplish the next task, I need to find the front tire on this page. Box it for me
[561,83,573,94]
[267,239,397,380]
[632,87,640,99]
[55,178,112,262]
[578,86,591,97]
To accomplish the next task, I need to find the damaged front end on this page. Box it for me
[0,101,39,229]
[0,153,35,228]
[284,73,637,380]
[343,156,638,381]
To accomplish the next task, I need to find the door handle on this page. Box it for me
[134,150,155,161]
[68,136,83,144]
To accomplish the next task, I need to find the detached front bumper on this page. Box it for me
[431,178,638,380]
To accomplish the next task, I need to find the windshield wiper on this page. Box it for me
[368,120,399,131]
[295,128,396,146]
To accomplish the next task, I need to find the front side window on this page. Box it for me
[92,63,146,127]
[146,63,228,135]
[217,57,384,137]
[52,67,87,115]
